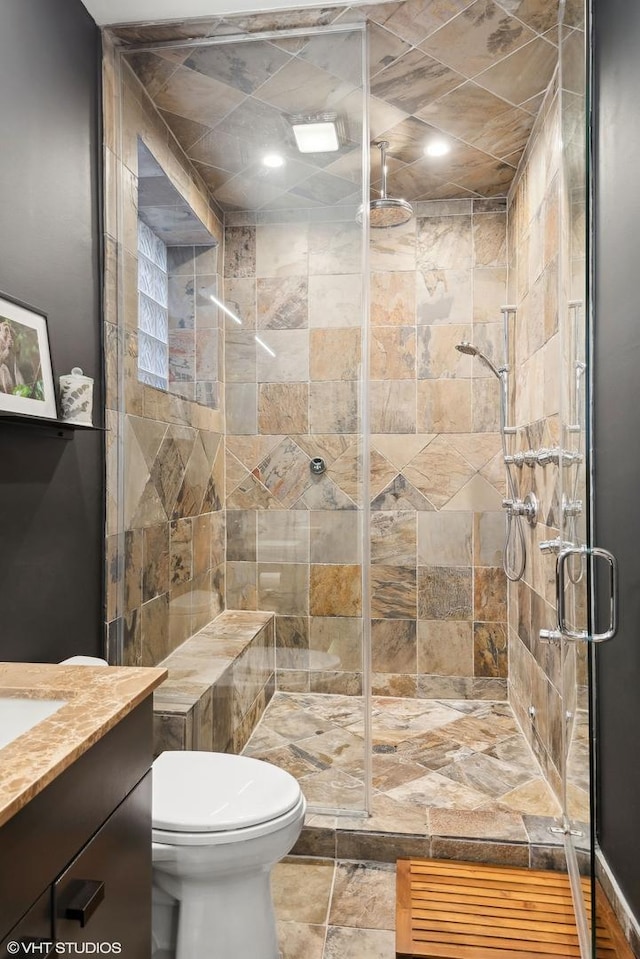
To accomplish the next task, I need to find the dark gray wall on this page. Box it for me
[0,0,102,662]
[593,0,640,926]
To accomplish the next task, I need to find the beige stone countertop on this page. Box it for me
[0,662,167,828]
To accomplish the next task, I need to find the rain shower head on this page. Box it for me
[356,141,414,228]
[455,341,504,379]
[368,195,414,228]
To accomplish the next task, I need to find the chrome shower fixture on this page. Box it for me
[455,341,507,380]
[454,337,525,581]
[357,141,414,228]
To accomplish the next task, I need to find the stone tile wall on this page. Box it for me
[153,610,275,755]
[167,244,222,408]
[506,78,568,799]
[223,199,510,698]
[223,212,366,696]
[369,199,509,699]
[104,42,227,666]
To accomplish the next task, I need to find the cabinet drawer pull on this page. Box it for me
[64,879,105,927]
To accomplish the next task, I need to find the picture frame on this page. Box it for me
[0,292,58,420]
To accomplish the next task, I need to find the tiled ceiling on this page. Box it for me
[117,0,563,212]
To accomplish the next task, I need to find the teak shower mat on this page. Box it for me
[396,857,633,958]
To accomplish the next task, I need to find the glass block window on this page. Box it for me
[137,219,169,390]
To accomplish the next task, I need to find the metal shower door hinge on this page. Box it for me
[549,825,585,838]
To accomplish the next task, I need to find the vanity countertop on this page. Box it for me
[0,662,166,828]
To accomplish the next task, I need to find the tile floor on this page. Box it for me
[273,858,396,959]
[244,692,590,866]
[262,694,591,957]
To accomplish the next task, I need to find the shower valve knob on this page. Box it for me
[502,494,538,526]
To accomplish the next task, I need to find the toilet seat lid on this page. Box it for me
[152,751,302,833]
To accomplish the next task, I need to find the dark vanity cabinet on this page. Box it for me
[0,890,51,954]
[0,698,154,957]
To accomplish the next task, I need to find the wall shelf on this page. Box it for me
[0,413,105,439]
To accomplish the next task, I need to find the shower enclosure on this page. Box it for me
[103,1,619,953]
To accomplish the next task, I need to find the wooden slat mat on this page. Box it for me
[396,858,633,959]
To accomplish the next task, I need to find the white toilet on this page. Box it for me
[60,655,112,665]
[59,658,306,959]
[151,751,306,959]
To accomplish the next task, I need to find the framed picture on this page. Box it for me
[0,292,57,420]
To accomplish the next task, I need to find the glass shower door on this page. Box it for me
[211,24,372,819]
[557,0,592,949]
[117,23,372,817]
[558,2,618,954]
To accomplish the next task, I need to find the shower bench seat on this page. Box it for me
[152,610,275,757]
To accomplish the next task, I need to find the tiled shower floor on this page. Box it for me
[244,692,568,859]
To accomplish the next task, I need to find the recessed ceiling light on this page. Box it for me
[291,120,339,154]
[262,153,285,169]
[424,139,451,158]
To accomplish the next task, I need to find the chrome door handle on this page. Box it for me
[556,546,619,643]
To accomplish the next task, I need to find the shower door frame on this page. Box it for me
[557,0,608,954]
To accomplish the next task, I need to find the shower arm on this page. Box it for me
[378,141,389,200]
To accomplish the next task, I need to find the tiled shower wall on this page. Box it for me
[167,244,221,408]
[368,201,509,699]
[223,214,366,696]
[224,200,510,698]
[104,45,227,666]
[506,78,569,800]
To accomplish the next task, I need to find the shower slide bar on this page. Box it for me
[455,306,530,581]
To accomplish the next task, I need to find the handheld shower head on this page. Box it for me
[455,341,479,356]
[455,341,504,379]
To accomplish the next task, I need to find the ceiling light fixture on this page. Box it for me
[424,139,451,158]
[262,153,285,169]
[290,114,340,154]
